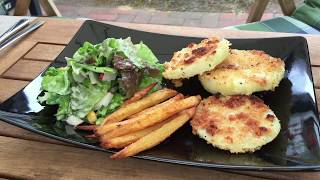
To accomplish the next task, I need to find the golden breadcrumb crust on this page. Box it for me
[191,95,281,153]
[199,49,285,95]
[163,37,231,79]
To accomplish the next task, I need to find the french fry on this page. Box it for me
[96,94,182,135]
[97,122,122,136]
[99,96,201,139]
[122,82,157,106]
[100,120,168,149]
[129,93,184,118]
[111,107,196,159]
[99,88,177,126]
[85,134,98,138]
[76,125,97,131]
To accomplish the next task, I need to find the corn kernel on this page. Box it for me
[87,111,97,124]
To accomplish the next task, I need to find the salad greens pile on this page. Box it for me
[38,37,163,126]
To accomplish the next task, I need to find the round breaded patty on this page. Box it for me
[162,37,231,79]
[199,49,285,95]
[190,95,281,153]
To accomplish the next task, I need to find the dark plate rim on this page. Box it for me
[1,20,320,171]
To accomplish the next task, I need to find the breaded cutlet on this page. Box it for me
[163,37,230,80]
[191,95,281,153]
[199,49,285,95]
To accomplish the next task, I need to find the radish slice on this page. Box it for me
[94,92,114,110]
[98,73,104,80]
[66,115,84,127]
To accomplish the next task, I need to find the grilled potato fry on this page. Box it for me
[96,94,181,135]
[122,82,157,106]
[100,88,177,126]
[129,93,184,118]
[100,120,168,149]
[99,96,201,139]
[76,125,97,131]
[111,107,196,159]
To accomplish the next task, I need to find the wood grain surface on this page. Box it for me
[24,43,65,61]
[0,136,265,180]
[2,60,50,80]
[0,17,320,180]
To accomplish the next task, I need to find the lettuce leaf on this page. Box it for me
[38,92,71,120]
[102,38,163,93]
[55,95,71,120]
[73,42,98,64]
[70,80,111,118]
[39,37,163,123]
[39,67,72,120]
[102,37,163,70]
[96,93,124,119]
[135,42,163,91]
[135,42,164,71]
[38,92,64,105]
[139,75,162,92]
[68,60,117,74]
[72,42,113,66]
[41,67,70,95]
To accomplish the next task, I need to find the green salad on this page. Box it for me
[38,37,164,126]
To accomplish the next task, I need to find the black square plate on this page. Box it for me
[1,20,320,171]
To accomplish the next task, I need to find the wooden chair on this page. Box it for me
[14,0,61,16]
[247,0,296,23]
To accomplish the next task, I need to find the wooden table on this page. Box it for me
[0,16,320,180]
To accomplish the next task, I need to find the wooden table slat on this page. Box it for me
[25,19,82,44]
[0,41,37,75]
[0,133,319,180]
[0,78,29,103]
[2,60,50,81]
[24,43,65,61]
[316,89,320,106]
[312,67,320,88]
[0,135,262,180]
[0,121,68,146]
